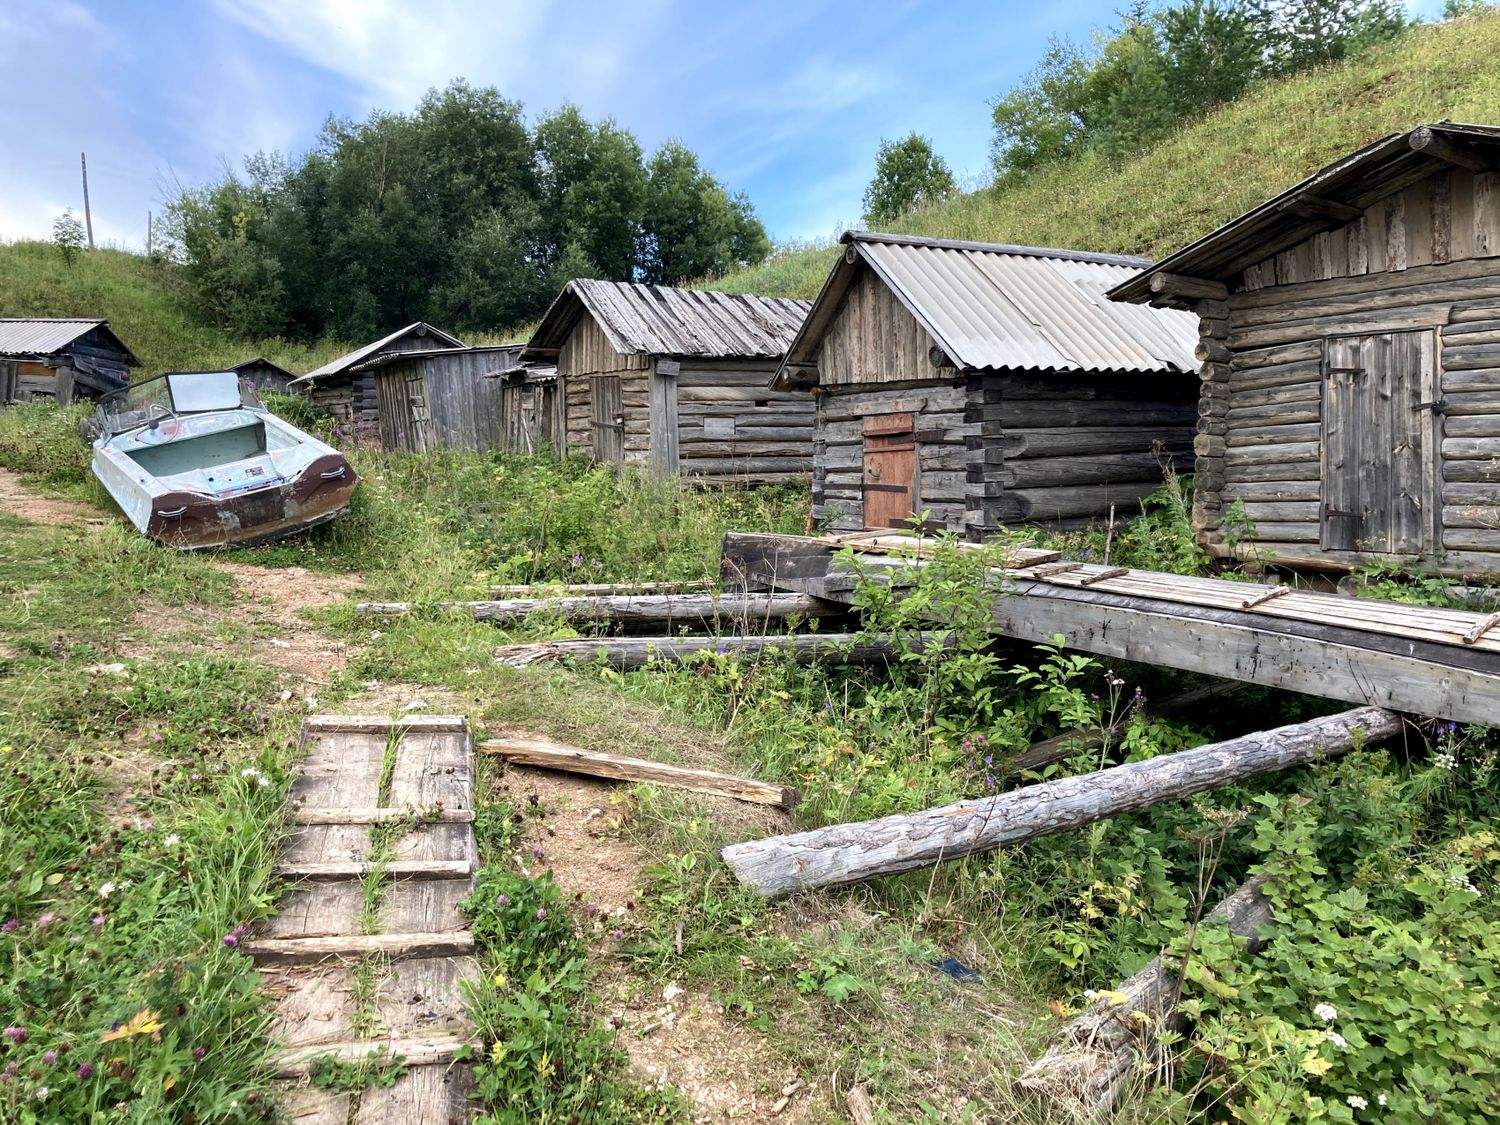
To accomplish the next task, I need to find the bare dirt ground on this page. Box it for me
[5,467,819,1123]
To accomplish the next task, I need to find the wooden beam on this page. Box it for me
[1021,874,1274,1115]
[492,632,952,669]
[1278,192,1363,224]
[302,715,469,734]
[720,708,1402,897]
[1410,125,1494,172]
[357,592,842,626]
[1148,272,1229,302]
[272,1032,475,1077]
[291,807,475,826]
[250,930,475,966]
[488,580,713,598]
[274,859,472,881]
[479,736,797,809]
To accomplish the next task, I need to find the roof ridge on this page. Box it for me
[844,229,1152,267]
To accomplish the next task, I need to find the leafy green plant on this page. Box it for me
[308,1050,406,1095]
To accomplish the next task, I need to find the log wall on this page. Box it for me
[1206,166,1500,577]
[675,359,814,484]
[559,315,651,463]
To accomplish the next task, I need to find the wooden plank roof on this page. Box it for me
[288,322,466,387]
[521,279,810,361]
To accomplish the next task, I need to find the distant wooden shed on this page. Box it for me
[230,357,297,395]
[0,318,139,405]
[520,280,813,483]
[493,362,564,453]
[354,345,523,454]
[1109,122,1500,578]
[287,323,465,426]
[773,232,1198,535]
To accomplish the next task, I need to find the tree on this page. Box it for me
[990,38,1094,180]
[1261,0,1409,73]
[861,133,957,225]
[1160,0,1267,116]
[637,141,770,284]
[535,105,648,280]
[52,210,85,269]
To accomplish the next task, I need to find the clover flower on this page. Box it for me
[192,1046,206,1060]
[0,920,16,933]
[163,834,180,848]
[77,1062,94,1079]
[495,894,509,907]
[41,1051,56,1066]
[98,882,115,899]
[34,1087,48,1101]
[1313,1002,1337,1022]
[36,913,57,929]
[2,1027,27,1044]
[535,908,547,920]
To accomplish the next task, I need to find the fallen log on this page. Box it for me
[358,591,840,627]
[1020,873,1274,1117]
[479,735,797,809]
[489,580,713,597]
[1004,680,1250,778]
[721,707,1402,897]
[493,632,954,669]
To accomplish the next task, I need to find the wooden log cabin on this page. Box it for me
[493,362,564,453]
[520,280,813,484]
[229,356,297,395]
[772,232,1199,535]
[287,322,465,427]
[1109,123,1500,579]
[0,319,138,405]
[355,345,522,454]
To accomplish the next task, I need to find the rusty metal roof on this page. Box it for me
[775,232,1196,388]
[288,322,466,387]
[522,279,811,361]
[0,318,140,365]
[1110,122,1500,304]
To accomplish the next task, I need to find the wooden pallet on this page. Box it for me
[255,716,477,1123]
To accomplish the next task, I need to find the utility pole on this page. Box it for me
[146,211,152,256]
[80,152,95,250]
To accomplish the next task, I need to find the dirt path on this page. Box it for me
[3,468,821,1122]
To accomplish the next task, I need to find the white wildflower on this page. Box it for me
[1377,1094,1388,1107]
[1084,989,1099,1001]
[1433,752,1457,770]
[240,766,260,779]
[1313,1002,1338,1022]
[35,1087,49,1101]
[163,834,181,848]
[257,776,271,788]
[1347,1095,1368,1110]
[1326,1030,1348,1049]
[98,882,116,899]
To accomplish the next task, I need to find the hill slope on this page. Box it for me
[706,10,1500,299]
[0,240,348,375]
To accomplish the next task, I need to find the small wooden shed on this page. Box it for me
[287,322,465,426]
[230,357,297,395]
[0,319,139,405]
[773,232,1199,535]
[355,345,523,454]
[520,280,814,483]
[1109,122,1500,578]
[494,362,564,453]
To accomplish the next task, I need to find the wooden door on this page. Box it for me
[1321,331,1437,554]
[862,413,916,529]
[590,375,624,464]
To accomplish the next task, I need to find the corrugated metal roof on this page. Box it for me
[348,344,523,375]
[288,322,466,387]
[777,232,1196,384]
[1110,122,1500,304]
[0,318,140,365]
[523,280,810,361]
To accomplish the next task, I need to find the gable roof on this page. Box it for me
[521,279,811,362]
[349,344,524,376]
[287,322,465,387]
[773,231,1196,388]
[1109,122,1500,304]
[0,318,140,366]
[229,356,297,380]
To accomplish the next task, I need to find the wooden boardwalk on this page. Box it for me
[255,715,477,1124]
[722,532,1500,726]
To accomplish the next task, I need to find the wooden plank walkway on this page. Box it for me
[722,532,1500,726]
[255,715,477,1124]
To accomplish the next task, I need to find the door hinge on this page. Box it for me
[1412,399,1448,415]
[1323,366,1365,379]
[1323,505,1356,518]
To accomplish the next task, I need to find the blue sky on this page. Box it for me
[0,0,1447,251]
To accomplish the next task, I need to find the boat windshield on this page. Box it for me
[97,372,264,435]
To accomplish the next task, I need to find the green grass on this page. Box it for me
[705,9,1500,299]
[0,240,349,376]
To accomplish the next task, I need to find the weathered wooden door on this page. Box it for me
[862,413,916,529]
[1321,331,1437,554]
[590,375,624,464]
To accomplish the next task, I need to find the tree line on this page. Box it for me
[166,81,771,343]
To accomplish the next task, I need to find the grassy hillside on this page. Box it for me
[707,10,1500,299]
[0,240,349,375]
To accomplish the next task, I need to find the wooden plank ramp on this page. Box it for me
[255,715,478,1123]
[722,531,1500,726]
